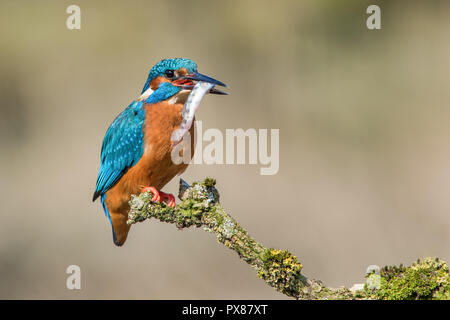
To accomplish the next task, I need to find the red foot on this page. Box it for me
[142,186,176,208]
[160,191,176,208]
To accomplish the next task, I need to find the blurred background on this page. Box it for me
[1,0,449,299]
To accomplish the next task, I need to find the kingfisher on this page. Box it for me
[93,58,227,246]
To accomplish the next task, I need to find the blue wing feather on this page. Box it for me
[94,100,145,246]
[94,100,146,200]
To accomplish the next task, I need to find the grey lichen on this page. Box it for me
[127,178,450,300]
[221,218,235,238]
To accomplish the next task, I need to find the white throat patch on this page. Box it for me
[137,87,154,101]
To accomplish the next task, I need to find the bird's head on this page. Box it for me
[140,58,227,98]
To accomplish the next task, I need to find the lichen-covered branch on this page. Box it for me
[127,178,450,300]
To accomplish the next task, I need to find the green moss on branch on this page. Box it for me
[364,257,450,300]
[127,178,450,300]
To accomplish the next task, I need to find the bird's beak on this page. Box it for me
[185,72,227,88]
[173,72,228,95]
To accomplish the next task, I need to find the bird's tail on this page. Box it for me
[100,195,130,246]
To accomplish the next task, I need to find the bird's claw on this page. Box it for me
[142,186,176,208]
[142,186,161,202]
[161,192,176,208]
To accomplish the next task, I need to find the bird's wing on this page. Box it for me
[93,100,146,201]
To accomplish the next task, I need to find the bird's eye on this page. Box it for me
[165,70,175,78]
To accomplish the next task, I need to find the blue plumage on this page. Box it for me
[145,82,181,104]
[100,194,118,244]
[93,100,146,200]
[93,100,146,245]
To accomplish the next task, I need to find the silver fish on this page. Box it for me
[171,81,215,145]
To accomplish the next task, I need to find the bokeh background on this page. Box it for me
[1,0,450,299]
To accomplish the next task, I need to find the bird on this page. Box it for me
[93,58,227,246]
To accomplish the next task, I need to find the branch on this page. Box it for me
[127,178,450,300]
